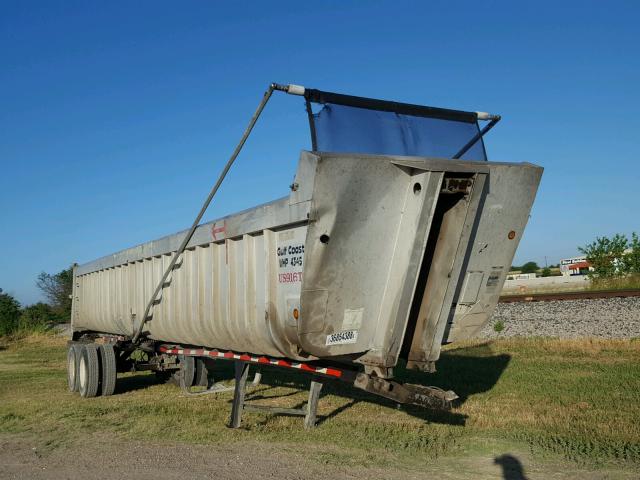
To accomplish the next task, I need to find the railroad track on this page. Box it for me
[498,289,640,303]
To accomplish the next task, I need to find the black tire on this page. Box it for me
[66,344,82,393]
[172,355,195,387]
[193,358,209,387]
[98,344,117,396]
[78,344,100,398]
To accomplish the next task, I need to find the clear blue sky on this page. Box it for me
[1,1,639,305]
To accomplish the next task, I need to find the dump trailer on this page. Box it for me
[67,84,542,428]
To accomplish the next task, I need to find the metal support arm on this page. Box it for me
[453,115,501,160]
[132,83,304,343]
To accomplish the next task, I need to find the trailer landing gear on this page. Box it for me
[229,361,324,429]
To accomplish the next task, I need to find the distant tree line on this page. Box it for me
[511,261,540,274]
[511,231,640,282]
[0,267,73,336]
[510,261,554,277]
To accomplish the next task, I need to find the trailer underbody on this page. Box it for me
[67,333,458,429]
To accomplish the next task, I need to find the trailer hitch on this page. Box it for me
[353,373,458,410]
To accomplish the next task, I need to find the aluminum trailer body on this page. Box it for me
[73,151,542,375]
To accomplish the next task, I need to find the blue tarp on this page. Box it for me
[311,103,486,161]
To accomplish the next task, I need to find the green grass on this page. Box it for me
[589,274,640,291]
[1,334,639,469]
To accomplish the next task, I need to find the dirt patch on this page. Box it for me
[0,433,424,480]
[0,433,636,480]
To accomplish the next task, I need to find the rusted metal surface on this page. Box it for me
[499,289,640,303]
[353,372,458,409]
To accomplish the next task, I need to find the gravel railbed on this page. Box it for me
[479,297,640,339]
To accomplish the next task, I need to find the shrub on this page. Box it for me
[579,232,639,280]
[493,320,505,333]
[19,303,59,330]
[0,293,21,336]
[624,232,640,274]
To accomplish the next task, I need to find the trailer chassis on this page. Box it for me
[157,344,458,428]
[68,334,457,429]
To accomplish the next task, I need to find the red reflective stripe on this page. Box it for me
[158,344,344,378]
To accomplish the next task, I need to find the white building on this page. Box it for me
[559,255,592,276]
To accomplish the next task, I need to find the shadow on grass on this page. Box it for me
[397,343,511,404]
[111,342,510,426]
[495,454,528,479]
[217,342,509,426]
[114,372,166,395]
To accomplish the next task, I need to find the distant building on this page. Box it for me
[560,255,592,276]
[506,272,537,280]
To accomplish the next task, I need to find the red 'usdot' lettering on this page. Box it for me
[278,271,303,283]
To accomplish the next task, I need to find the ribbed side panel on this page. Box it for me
[74,226,307,359]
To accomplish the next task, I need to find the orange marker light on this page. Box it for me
[293,308,299,320]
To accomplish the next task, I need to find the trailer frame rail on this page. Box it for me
[158,345,350,380]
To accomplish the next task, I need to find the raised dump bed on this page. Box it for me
[67,84,542,428]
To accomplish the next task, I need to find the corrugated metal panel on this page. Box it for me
[75,226,308,359]
[73,152,543,367]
